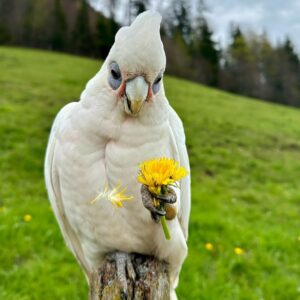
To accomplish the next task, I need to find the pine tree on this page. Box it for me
[108,0,119,19]
[275,37,300,106]
[282,37,300,68]
[256,33,276,101]
[197,20,219,86]
[72,0,94,55]
[50,0,67,51]
[173,0,191,44]
[230,27,250,60]
[189,3,219,87]
[96,13,119,58]
[22,0,34,46]
[222,26,258,96]
[0,0,13,43]
[131,0,148,16]
[0,24,10,44]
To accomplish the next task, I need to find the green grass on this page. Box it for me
[1,46,300,300]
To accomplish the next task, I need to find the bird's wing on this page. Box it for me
[44,102,90,276]
[168,106,191,240]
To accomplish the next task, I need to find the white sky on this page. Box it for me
[90,0,300,53]
[204,0,300,52]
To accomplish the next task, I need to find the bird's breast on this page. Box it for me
[105,120,172,193]
[57,117,176,256]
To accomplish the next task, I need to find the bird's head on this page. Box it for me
[104,11,166,117]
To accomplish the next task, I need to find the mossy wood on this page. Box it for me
[89,253,170,300]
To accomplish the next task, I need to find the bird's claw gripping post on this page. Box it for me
[108,251,136,299]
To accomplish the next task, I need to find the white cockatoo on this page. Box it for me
[45,10,190,299]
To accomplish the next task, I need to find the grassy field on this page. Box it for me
[1,47,300,300]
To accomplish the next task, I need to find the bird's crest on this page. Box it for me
[115,11,162,44]
[108,10,165,73]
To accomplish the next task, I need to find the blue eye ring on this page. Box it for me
[152,74,162,94]
[108,62,122,90]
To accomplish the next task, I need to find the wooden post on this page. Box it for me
[89,252,170,300]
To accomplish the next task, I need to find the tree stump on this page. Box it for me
[89,252,170,300]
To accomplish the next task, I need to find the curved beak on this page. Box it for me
[124,76,149,115]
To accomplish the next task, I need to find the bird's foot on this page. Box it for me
[141,184,165,222]
[108,251,136,299]
[155,187,177,204]
[141,185,177,222]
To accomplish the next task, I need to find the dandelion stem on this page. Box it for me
[161,216,171,240]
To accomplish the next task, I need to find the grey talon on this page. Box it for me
[116,252,128,296]
[151,212,160,223]
[152,207,166,216]
[120,290,128,300]
[155,187,177,203]
[114,251,136,297]
[126,255,136,281]
[141,184,165,216]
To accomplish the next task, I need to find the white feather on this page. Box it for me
[44,102,90,276]
[168,107,191,240]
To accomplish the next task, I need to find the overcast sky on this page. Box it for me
[204,0,300,52]
[90,0,300,53]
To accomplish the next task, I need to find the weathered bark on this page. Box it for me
[89,252,170,300]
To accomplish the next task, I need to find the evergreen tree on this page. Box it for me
[0,0,13,43]
[173,0,192,44]
[256,33,276,101]
[0,24,10,44]
[199,21,219,64]
[108,0,119,19]
[282,37,300,68]
[22,0,34,46]
[72,0,94,56]
[131,0,148,17]
[96,13,119,58]
[222,26,258,96]
[230,27,250,60]
[195,19,219,86]
[50,0,67,51]
[275,37,300,106]
[126,0,148,24]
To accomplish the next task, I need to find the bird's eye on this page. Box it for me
[108,62,122,90]
[152,74,162,94]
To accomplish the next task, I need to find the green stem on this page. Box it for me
[161,215,171,240]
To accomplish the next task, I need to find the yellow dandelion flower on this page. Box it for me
[137,157,188,240]
[91,183,133,208]
[137,157,188,195]
[24,214,32,222]
[234,247,245,255]
[205,243,214,251]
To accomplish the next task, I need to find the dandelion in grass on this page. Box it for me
[24,214,32,222]
[234,247,245,255]
[91,183,133,208]
[138,157,188,240]
[205,243,214,251]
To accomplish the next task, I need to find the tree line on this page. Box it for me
[0,0,119,57]
[1,0,300,107]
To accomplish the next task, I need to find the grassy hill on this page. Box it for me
[1,47,300,300]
